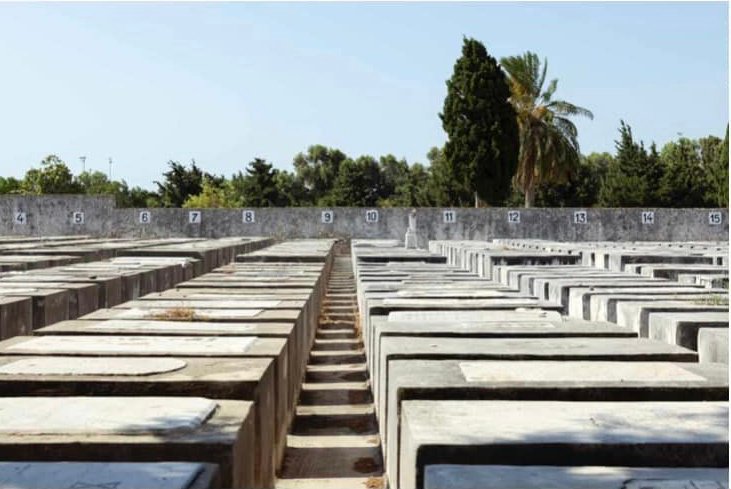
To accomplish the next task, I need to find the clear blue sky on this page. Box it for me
[0,1,727,189]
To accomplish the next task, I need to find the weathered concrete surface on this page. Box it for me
[0,296,32,340]
[614,301,728,336]
[648,311,729,350]
[0,356,277,488]
[0,462,220,489]
[699,328,730,364]
[385,360,729,483]
[1,197,726,241]
[367,316,635,377]
[375,336,698,420]
[0,397,255,488]
[424,465,729,489]
[400,400,729,489]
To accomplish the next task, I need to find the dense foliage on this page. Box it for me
[440,38,519,206]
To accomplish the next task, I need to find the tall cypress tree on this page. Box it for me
[440,38,518,206]
[599,121,655,207]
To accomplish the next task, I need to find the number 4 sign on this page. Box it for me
[14,212,26,225]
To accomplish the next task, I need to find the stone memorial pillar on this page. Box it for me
[404,208,419,249]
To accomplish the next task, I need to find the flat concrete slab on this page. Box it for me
[1,335,261,356]
[0,397,255,488]
[0,396,216,433]
[424,465,729,489]
[385,360,729,482]
[0,356,187,375]
[366,316,635,373]
[82,307,302,323]
[0,462,220,489]
[117,299,305,310]
[375,336,697,419]
[400,400,728,489]
[387,310,562,322]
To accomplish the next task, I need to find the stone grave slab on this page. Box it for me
[0,355,278,488]
[0,461,220,489]
[366,316,635,373]
[385,360,729,481]
[0,333,292,470]
[585,291,725,323]
[614,301,728,336]
[424,465,729,489]
[374,336,697,417]
[400,400,728,489]
[648,312,729,350]
[0,396,255,488]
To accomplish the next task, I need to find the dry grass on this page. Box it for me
[364,476,384,489]
[148,307,196,321]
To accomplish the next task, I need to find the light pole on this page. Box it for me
[108,158,113,180]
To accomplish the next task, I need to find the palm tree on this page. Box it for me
[500,52,593,207]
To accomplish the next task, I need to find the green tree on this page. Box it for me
[155,160,205,207]
[239,158,282,207]
[0,177,22,194]
[707,127,729,207]
[425,146,455,206]
[292,145,347,204]
[75,171,122,196]
[22,155,81,194]
[327,156,383,206]
[440,37,519,206]
[378,154,410,202]
[275,170,309,206]
[116,185,160,208]
[500,52,594,207]
[658,137,710,207]
[599,121,657,207]
[531,152,611,207]
[183,177,229,208]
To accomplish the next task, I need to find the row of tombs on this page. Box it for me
[0,234,337,488]
[351,237,728,489]
[0,233,727,488]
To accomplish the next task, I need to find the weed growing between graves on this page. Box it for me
[149,307,197,321]
[693,295,730,306]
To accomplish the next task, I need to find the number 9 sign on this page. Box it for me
[321,210,334,224]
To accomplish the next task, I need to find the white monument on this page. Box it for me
[404,208,419,249]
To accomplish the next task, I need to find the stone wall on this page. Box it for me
[0,196,727,241]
